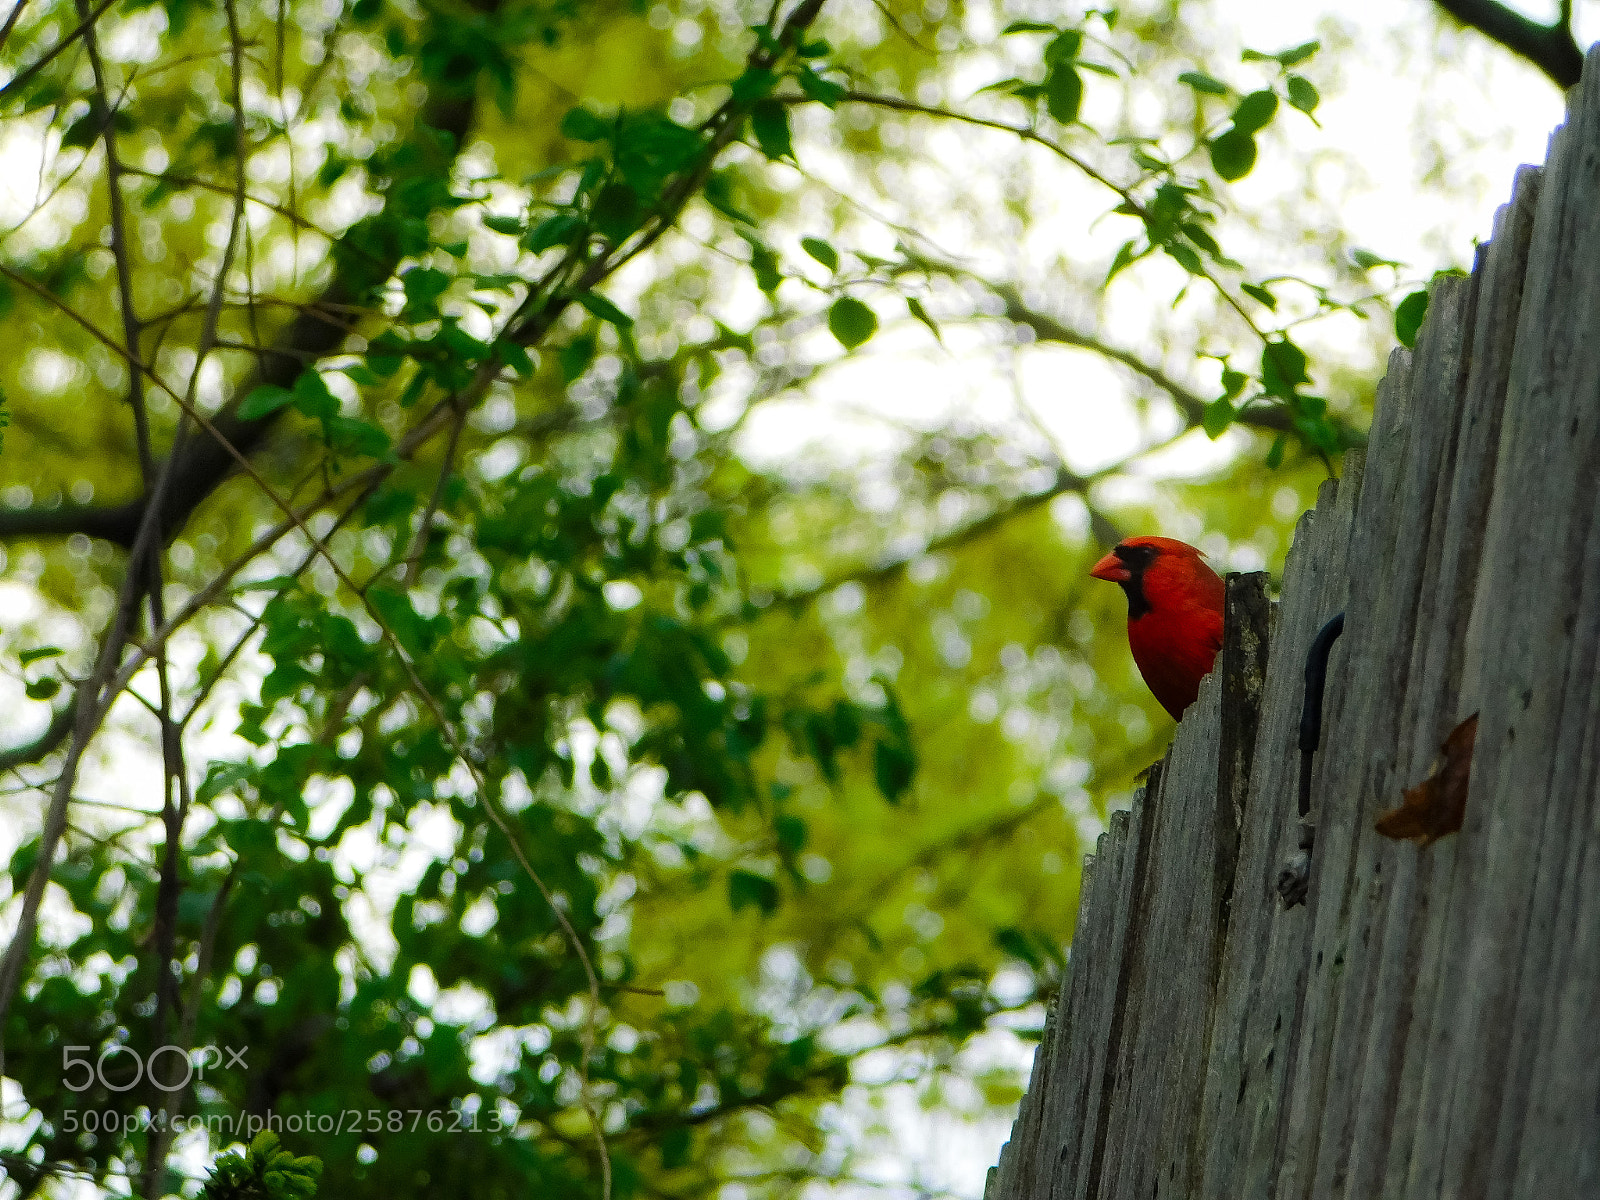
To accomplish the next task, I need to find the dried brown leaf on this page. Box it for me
[1376,713,1478,845]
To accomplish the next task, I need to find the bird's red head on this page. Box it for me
[1090,537,1211,603]
[1090,536,1226,720]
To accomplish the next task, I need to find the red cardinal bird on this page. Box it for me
[1090,536,1225,721]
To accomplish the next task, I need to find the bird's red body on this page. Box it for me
[1090,536,1225,720]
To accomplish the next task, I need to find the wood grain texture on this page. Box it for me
[987,44,1600,1200]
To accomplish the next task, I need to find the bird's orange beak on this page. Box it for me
[1090,550,1130,583]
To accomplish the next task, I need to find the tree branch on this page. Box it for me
[761,464,1120,620]
[140,2,251,1185]
[896,251,1293,437]
[0,84,480,549]
[1432,0,1583,88]
[0,0,120,104]
[1003,296,1228,421]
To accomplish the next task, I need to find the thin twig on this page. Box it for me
[0,0,31,58]
[803,88,1272,344]
[73,2,193,1130]
[401,405,466,588]
[118,165,347,244]
[141,0,252,1181]
[0,0,119,103]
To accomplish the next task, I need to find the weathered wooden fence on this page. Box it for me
[986,46,1600,1200]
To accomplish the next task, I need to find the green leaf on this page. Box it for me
[1001,19,1059,33]
[831,699,862,748]
[1209,128,1257,181]
[996,926,1046,969]
[873,739,915,803]
[367,586,429,656]
[341,362,381,385]
[197,761,257,805]
[828,297,877,350]
[730,66,778,101]
[592,181,640,241]
[526,212,583,254]
[316,151,350,189]
[325,415,393,461]
[576,290,634,328]
[660,1125,692,1169]
[482,213,524,236]
[1045,63,1083,124]
[1286,74,1319,116]
[750,100,794,162]
[399,372,428,408]
[1351,248,1402,270]
[797,66,846,107]
[1164,240,1203,275]
[748,241,781,293]
[705,169,753,224]
[1178,71,1230,96]
[1293,411,1342,455]
[364,347,400,380]
[1266,434,1287,469]
[1240,282,1277,310]
[560,106,611,142]
[1105,238,1143,283]
[290,370,338,420]
[1395,288,1429,348]
[1261,338,1309,398]
[235,574,298,592]
[800,236,838,272]
[238,385,296,420]
[401,266,451,316]
[18,646,64,666]
[365,332,407,377]
[25,676,60,701]
[1276,39,1320,67]
[774,813,807,854]
[1044,29,1083,64]
[906,296,943,344]
[560,333,597,382]
[471,273,522,299]
[61,109,133,150]
[1202,396,1235,439]
[749,22,782,55]
[494,339,534,377]
[1182,221,1222,258]
[1231,89,1278,135]
[729,869,779,915]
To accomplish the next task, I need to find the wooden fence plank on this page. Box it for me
[1196,458,1365,1200]
[1460,53,1600,1196]
[1387,162,1541,1200]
